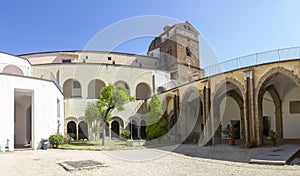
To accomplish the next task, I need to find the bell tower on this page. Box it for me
[148,21,201,84]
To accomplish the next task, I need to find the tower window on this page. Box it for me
[186,47,191,57]
[62,59,71,63]
[108,57,112,60]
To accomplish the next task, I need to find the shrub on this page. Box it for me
[49,134,64,148]
[64,134,72,143]
[68,133,76,140]
[146,117,168,140]
[121,130,131,139]
[269,130,277,141]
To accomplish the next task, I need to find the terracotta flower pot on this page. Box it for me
[270,140,276,146]
[228,139,235,145]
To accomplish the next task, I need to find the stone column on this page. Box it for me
[275,101,283,138]
[137,126,141,139]
[173,94,179,141]
[109,123,112,140]
[119,124,123,139]
[202,80,212,145]
[244,69,255,144]
[76,123,79,140]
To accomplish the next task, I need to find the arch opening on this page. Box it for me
[257,71,300,145]
[67,121,77,140]
[63,79,82,98]
[78,121,88,140]
[88,79,105,99]
[213,81,245,144]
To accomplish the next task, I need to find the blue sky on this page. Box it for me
[1,0,300,66]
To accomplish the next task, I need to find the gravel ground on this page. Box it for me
[1,145,300,176]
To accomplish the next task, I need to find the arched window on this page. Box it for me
[115,81,130,95]
[3,64,24,76]
[88,79,106,99]
[186,47,191,57]
[73,81,81,88]
[135,82,151,100]
[63,79,82,98]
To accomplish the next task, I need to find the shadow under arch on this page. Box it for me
[211,78,245,145]
[178,86,203,144]
[255,67,300,146]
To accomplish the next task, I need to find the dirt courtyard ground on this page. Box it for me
[1,144,300,176]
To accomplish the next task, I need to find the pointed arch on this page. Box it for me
[212,78,245,144]
[255,67,300,146]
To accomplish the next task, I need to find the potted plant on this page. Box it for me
[269,130,276,146]
[222,125,235,145]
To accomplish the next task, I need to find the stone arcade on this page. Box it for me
[1,21,300,151]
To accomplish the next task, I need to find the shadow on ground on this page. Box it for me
[170,144,274,163]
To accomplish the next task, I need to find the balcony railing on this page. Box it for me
[0,63,61,90]
[203,46,300,77]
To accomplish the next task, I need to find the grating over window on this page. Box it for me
[73,81,81,88]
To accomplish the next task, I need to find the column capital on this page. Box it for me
[201,79,210,88]
[244,69,253,79]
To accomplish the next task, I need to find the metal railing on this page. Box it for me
[203,46,300,77]
[0,63,61,90]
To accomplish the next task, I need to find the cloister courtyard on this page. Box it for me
[1,144,300,176]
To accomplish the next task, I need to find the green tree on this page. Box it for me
[97,83,135,145]
[146,94,168,140]
[84,102,101,140]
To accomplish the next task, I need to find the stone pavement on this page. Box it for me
[1,146,300,175]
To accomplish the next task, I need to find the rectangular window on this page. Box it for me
[108,57,112,60]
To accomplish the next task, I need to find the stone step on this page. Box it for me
[249,144,300,165]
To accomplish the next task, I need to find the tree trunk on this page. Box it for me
[101,120,106,146]
[101,106,114,146]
